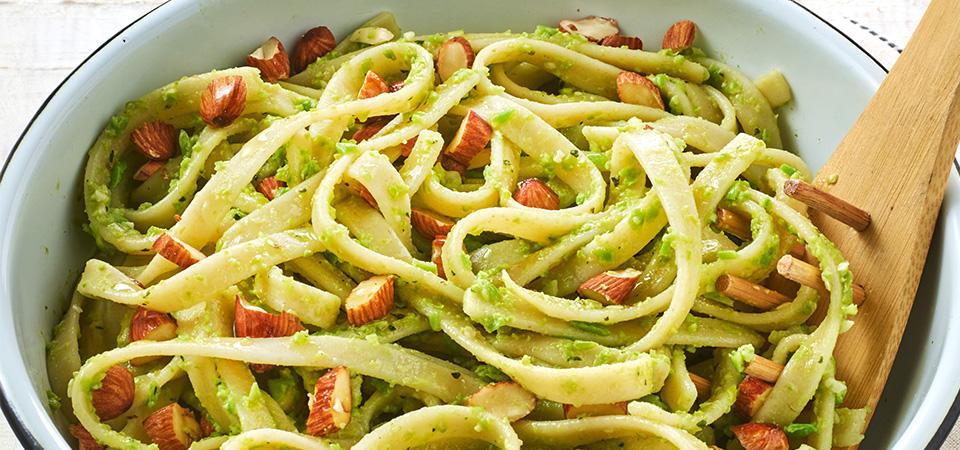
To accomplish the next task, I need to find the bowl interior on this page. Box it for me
[1,0,958,448]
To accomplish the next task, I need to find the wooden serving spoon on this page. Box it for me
[794,0,960,444]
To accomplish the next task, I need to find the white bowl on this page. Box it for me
[1,0,958,448]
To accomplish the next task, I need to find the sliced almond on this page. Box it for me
[293,26,337,72]
[306,366,352,436]
[577,269,642,305]
[563,401,628,419]
[432,236,447,279]
[152,233,205,269]
[662,20,697,52]
[131,121,177,160]
[411,209,454,239]
[441,110,492,175]
[731,422,789,450]
[234,297,305,372]
[246,36,290,83]
[200,75,247,128]
[734,376,773,419]
[436,36,476,82]
[352,116,392,142]
[91,365,135,420]
[358,70,390,99]
[133,160,166,182]
[256,176,285,201]
[69,425,103,450]
[617,71,665,109]
[558,16,619,42]
[466,382,536,422]
[142,403,202,450]
[345,275,395,326]
[599,35,643,50]
[512,178,560,210]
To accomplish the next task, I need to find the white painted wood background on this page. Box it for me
[0,0,940,448]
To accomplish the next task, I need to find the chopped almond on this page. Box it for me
[400,135,418,157]
[441,110,492,174]
[142,404,202,450]
[745,356,784,384]
[91,365,135,420]
[734,376,773,418]
[256,176,285,201]
[133,160,165,182]
[617,71,665,109]
[234,297,305,372]
[152,233,205,269]
[345,275,395,326]
[411,209,454,239]
[432,236,447,279]
[358,70,390,99]
[731,422,789,450]
[662,20,697,52]
[200,75,247,127]
[512,178,560,210]
[131,121,177,160]
[198,416,214,438]
[388,81,405,92]
[466,382,536,422]
[130,307,178,365]
[436,36,475,82]
[352,116,392,143]
[577,269,641,305]
[246,36,290,82]
[563,402,628,419]
[306,366,352,436]
[293,26,336,72]
[558,16,619,42]
[600,35,643,50]
[69,425,103,450]
[689,373,712,399]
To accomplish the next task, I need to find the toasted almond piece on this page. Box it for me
[143,403,202,450]
[306,366,352,436]
[577,269,642,305]
[734,376,773,418]
[466,382,536,422]
[558,16,619,42]
[513,178,560,210]
[745,356,784,384]
[432,236,447,279]
[782,179,871,231]
[349,182,378,208]
[198,416,214,438]
[200,76,247,127]
[358,70,390,99]
[130,307,178,365]
[716,207,752,240]
[441,110,492,174]
[349,26,395,45]
[173,214,182,223]
[152,233,205,268]
[617,71,665,109]
[69,425,103,450]
[256,176,286,201]
[91,365,135,420]
[411,209,454,239]
[400,135,418,157]
[388,80,405,93]
[436,36,476,82]
[662,20,697,51]
[345,275,395,326]
[776,255,866,306]
[600,35,643,50]
[716,274,792,310]
[234,296,305,372]
[563,402,628,419]
[293,26,336,72]
[131,121,177,160]
[133,160,166,182]
[246,36,290,82]
[731,422,789,450]
[688,373,712,399]
[352,116,392,142]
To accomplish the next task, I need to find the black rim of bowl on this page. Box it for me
[1,0,958,448]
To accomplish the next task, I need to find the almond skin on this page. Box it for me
[512,178,560,210]
[350,182,378,208]
[600,35,643,50]
[293,26,336,72]
[131,121,177,160]
[256,176,285,201]
[388,80,405,92]
[662,20,697,52]
[306,366,352,436]
[432,236,447,279]
[466,382,536,422]
[152,233,205,269]
[436,36,475,82]
[617,71,665,109]
[91,365,135,420]
[352,116,392,142]
[200,75,247,127]
[358,70,390,99]
[143,403,202,450]
[247,36,290,83]
[133,160,165,182]
[558,16,619,42]
[577,269,642,305]
[69,425,103,450]
[735,376,774,418]
[411,209,454,239]
[198,416,214,438]
[563,402,628,419]
[731,422,789,450]
[345,275,395,326]
[441,110,492,175]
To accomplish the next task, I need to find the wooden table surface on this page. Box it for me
[0,0,939,448]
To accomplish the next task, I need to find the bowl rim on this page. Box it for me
[1,0,958,448]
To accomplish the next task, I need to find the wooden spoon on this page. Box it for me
[799,0,960,443]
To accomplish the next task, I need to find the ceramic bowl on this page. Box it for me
[1,0,958,448]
